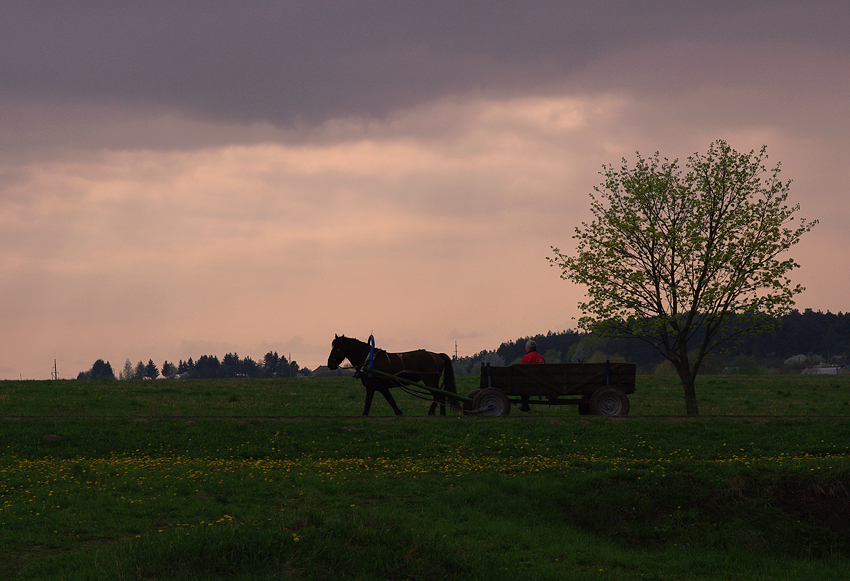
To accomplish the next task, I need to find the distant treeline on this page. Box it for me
[76,309,849,380]
[77,351,307,381]
[455,309,850,375]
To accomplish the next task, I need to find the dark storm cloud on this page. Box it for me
[3,1,847,126]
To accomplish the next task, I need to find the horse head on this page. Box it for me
[327,334,348,370]
[327,334,371,370]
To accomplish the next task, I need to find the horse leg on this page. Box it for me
[425,377,444,416]
[378,386,403,416]
[363,387,375,416]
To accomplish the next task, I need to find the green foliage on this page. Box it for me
[698,351,731,375]
[550,140,817,415]
[654,359,677,376]
[542,348,562,363]
[456,331,584,373]
[588,350,626,364]
[728,355,764,375]
[458,311,850,376]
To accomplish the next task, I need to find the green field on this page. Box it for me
[2,374,850,579]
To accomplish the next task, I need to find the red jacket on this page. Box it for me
[520,350,546,364]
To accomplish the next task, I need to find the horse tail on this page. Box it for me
[438,353,457,395]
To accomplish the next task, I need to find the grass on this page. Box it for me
[1,374,850,579]
[2,373,850,418]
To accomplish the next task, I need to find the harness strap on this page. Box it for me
[358,343,442,377]
[367,334,375,377]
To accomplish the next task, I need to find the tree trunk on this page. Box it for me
[681,374,699,416]
[673,352,700,416]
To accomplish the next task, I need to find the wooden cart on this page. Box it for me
[467,361,636,417]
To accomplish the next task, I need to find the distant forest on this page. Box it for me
[76,309,849,380]
[454,309,850,375]
[77,351,306,381]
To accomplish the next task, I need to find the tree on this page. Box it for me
[119,359,135,380]
[144,359,159,380]
[262,351,281,377]
[262,351,291,377]
[241,356,260,377]
[222,352,241,377]
[162,361,178,379]
[91,359,116,380]
[178,358,194,376]
[77,359,116,381]
[289,360,305,377]
[194,355,222,379]
[549,140,816,415]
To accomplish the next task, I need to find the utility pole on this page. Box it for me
[454,341,458,361]
[51,359,58,380]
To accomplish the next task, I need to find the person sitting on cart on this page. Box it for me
[520,340,546,364]
[518,340,545,411]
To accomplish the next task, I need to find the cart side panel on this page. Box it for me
[480,362,636,396]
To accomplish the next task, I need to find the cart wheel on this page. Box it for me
[463,390,482,415]
[473,388,511,416]
[590,388,629,416]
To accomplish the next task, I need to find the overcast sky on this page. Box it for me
[2,1,848,379]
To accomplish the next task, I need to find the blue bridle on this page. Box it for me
[367,334,375,376]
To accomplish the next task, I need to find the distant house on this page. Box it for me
[801,366,850,375]
[311,365,356,378]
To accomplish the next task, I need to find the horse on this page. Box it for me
[327,334,458,416]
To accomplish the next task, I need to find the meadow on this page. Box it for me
[2,373,850,579]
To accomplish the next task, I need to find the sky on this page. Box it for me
[1,1,848,379]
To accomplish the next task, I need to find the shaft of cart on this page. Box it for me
[359,367,473,404]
